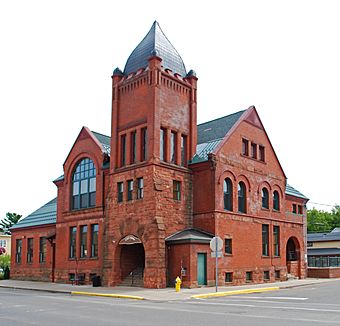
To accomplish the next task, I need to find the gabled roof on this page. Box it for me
[192,110,246,163]
[307,230,340,242]
[92,131,111,155]
[165,228,214,244]
[11,198,57,230]
[197,110,246,144]
[124,21,187,76]
[285,184,309,200]
[54,129,111,183]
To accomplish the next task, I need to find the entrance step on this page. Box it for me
[120,267,144,287]
[287,273,299,280]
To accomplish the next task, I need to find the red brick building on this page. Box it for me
[11,22,308,288]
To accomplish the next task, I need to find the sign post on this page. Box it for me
[210,236,223,292]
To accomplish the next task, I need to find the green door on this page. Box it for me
[197,253,207,286]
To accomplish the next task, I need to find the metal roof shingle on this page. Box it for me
[11,198,57,230]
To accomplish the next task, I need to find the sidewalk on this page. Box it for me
[0,278,337,301]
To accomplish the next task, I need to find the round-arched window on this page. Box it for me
[238,182,246,213]
[262,188,269,209]
[273,190,280,211]
[223,178,233,211]
[72,158,96,210]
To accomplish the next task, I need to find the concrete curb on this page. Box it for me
[71,291,145,300]
[0,285,71,294]
[191,286,280,299]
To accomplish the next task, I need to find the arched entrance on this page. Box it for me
[119,235,145,286]
[286,237,301,278]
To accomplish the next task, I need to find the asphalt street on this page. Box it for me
[1,280,340,325]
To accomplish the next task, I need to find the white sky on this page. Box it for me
[1,0,339,220]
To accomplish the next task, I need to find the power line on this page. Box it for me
[308,201,337,207]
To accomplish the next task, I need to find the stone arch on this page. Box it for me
[237,174,251,192]
[118,234,145,286]
[218,170,237,184]
[257,181,272,194]
[286,236,301,278]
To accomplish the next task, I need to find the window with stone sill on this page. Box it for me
[127,180,134,201]
[27,238,33,263]
[225,272,233,283]
[292,203,297,214]
[259,145,265,162]
[117,182,124,203]
[273,191,280,211]
[137,178,144,199]
[91,224,99,258]
[262,187,269,209]
[223,178,233,211]
[238,182,247,213]
[71,158,96,210]
[173,180,181,201]
[242,138,249,156]
[225,238,232,255]
[251,143,257,159]
[69,226,76,259]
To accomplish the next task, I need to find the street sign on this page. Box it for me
[210,236,223,293]
[211,251,223,258]
[210,236,223,252]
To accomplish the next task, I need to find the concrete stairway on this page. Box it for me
[120,267,144,287]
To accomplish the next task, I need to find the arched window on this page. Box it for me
[273,190,280,211]
[72,158,96,210]
[262,188,269,209]
[223,178,233,211]
[238,182,246,213]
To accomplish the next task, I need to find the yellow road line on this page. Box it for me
[191,287,280,299]
[71,291,145,300]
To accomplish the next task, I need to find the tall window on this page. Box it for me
[173,180,181,201]
[292,204,297,214]
[262,188,269,209]
[160,128,166,161]
[69,226,77,259]
[251,143,257,159]
[262,224,269,256]
[259,145,265,162]
[131,131,136,164]
[223,178,233,211]
[117,182,124,203]
[170,131,177,164]
[238,182,246,213]
[242,139,249,156]
[91,224,99,258]
[181,135,187,166]
[39,237,46,263]
[137,178,144,199]
[273,226,280,256]
[273,191,280,211]
[72,158,96,210]
[225,238,232,254]
[27,238,33,263]
[120,134,126,166]
[127,180,133,201]
[141,128,147,161]
[16,239,22,263]
[80,225,87,258]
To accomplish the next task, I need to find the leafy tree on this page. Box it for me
[0,254,10,269]
[307,205,340,233]
[0,212,22,235]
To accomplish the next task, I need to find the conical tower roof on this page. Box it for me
[123,21,187,76]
